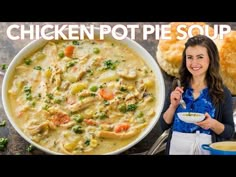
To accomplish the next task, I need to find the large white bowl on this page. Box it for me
[2,28,165,155]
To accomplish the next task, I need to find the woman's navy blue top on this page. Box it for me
[159,85,235,154]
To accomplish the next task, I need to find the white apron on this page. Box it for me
[169,131,212,155]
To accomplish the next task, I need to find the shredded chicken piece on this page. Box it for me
[97,129,137,139]
[66,97,98,112]
[78,90,95,97]
[59,121,76,128]
[27,121,50,135]
[42,42,57,62]
[90,56,104,67]
[77,68,87,81]
[60,81,70,91]
[117,68,137,79]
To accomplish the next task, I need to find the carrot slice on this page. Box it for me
[84,119,96,126]
[52,113,70,126]
[64,45,75,57]
[114,123,130,133]
[99,88,114,100]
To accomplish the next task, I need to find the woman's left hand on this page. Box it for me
[195,112,215,130]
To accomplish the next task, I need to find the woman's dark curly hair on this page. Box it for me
[179,34,224,105]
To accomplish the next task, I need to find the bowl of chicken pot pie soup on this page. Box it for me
[2,29,165,154]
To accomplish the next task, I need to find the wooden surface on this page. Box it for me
[0,22,235,155]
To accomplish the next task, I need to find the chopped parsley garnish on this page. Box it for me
[24,58,32,65]
[66,61,77,68]
[34,66,42,70]
[26,144,35,152]
[1,64,8,71]
[103,60,119,70]
[0,137,8,151]
[0,120,6,127]
[127,104,138,111]
[72,40,80,45]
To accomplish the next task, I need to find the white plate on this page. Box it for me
[177,112,205,123]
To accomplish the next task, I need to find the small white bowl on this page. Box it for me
[177,112,205,123]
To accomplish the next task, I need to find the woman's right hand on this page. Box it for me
[163,86,185,124]
[170,86,184,109]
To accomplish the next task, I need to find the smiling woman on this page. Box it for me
[2,30,165,155]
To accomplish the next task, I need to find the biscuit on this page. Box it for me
[156,22,215,77]
[218,31,236,95]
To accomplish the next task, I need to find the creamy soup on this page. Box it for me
[7,37,158,154]
[182,113,202,117]
[211,143,236,151]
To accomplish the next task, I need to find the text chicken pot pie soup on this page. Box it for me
[2,32,165,155]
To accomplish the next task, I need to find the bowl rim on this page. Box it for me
[2,27,165,155]
[178,112,205,117]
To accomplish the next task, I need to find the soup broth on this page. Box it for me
[182,113,202,117]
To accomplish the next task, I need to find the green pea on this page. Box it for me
[93,48,100,54]
[90,86,98,92]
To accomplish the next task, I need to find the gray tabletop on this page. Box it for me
[0,22,235,155]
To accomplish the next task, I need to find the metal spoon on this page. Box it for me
[145,129,169,155]
[131,129,169,155]
[177,79,186,109]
